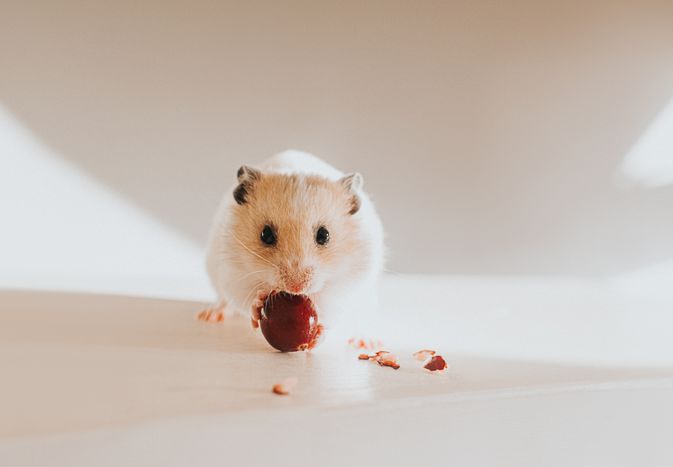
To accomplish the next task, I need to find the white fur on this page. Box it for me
[205,150,384,343]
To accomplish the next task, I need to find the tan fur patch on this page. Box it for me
[230,173,369,286]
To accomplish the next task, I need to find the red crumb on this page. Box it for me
[272,378,297,395]
[375,352,400,370]
[424,355,448,372]
[272,384,289,395]
[378,359,400,370]
[412,349,436,361]
[357,351,399,369]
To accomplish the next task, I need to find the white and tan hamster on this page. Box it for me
[205,150,384,343]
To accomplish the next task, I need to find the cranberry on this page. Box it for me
[259,292,322,352]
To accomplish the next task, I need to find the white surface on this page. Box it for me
[378,276,673,368]
[5,382,673,467]
[2,276,672,466]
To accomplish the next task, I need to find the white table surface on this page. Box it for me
[1,277,672,466]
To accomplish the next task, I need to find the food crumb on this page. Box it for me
[358,351,400,369]
[423,355,448,372]
[377,360,400,370]
[272,377,298,395]
[375,352,400,370]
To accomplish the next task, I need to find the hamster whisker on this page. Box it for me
[227,269,266,287]
[241,280,265,310]
[213,251,250,265]
[230,232,279,270]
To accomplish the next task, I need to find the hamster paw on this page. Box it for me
[250,289,270,329]
[197,300,228,323]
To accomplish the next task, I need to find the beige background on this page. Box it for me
[2,0,673,275]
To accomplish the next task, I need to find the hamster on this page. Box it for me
[204,150,384,344]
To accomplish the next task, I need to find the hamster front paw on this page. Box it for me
[250,289,270,329]
[197,300,228,323]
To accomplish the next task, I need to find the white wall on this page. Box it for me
[1,0,672,279]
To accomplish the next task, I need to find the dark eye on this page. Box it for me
[260,225,277,246]
[315,226,330,246]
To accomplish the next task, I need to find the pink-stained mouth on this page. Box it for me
[286,284,305,294]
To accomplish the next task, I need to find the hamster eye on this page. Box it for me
[315,226,330,246]
[260,225,277,246]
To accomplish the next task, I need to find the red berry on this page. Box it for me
[259,292,321,352]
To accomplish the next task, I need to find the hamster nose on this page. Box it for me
[283,267,314,294]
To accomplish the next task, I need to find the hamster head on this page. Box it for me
[229,165,368,297]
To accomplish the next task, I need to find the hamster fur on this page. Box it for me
[205,150,384,343]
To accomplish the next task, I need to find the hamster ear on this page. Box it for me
[339,172,363,215]
[234,165,261,205]
[237,165,261,183]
